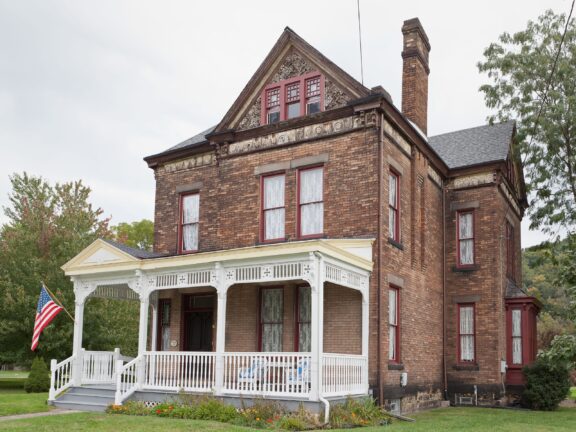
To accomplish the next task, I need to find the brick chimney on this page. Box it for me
[401,18,431,135]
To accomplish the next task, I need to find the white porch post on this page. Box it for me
[136,292,150,389]
[150,295,158,352]
[361,291,369,393]
[309,253,324,401]
[71,299,85,386]
[214,263,227,396]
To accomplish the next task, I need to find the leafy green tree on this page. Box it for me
[0,173,111,365]
[112,219,154,251]
[478,9,576,236]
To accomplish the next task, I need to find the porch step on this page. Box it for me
[52,386,116,412]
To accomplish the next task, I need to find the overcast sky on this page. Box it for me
[0,0,571,247]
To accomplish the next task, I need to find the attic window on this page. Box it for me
[261,72,324,125]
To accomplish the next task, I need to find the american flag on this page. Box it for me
[31,285,63,351]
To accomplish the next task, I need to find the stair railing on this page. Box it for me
[49,355,75,401]
[114,355,141,405]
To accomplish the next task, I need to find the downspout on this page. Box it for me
[377,113,384,405]
[442,181,448,400]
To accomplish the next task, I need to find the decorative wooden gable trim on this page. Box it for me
[214,27,370,134]
[61,239,140,273]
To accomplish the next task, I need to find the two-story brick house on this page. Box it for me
[51,18,540,414]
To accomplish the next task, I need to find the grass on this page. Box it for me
[0,371,29,391]
[570,387,576,400]
[0,407,574,431]
[0,391,50,417]
[0,372,28,379]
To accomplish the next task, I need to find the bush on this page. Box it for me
[23,358,50,393]
[329,397,392,428]
[522,359,570,410]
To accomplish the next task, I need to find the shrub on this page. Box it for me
[23,358,50,393]
[329,397,392,429]
[106,401,150,415]
[522,359,571,410]
[193,398,237,423]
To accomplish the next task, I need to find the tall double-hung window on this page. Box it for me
[262,174,285,241]
[457,210,475,266]
[180,193,199,253]
[298,166,324,237]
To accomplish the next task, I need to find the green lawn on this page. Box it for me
[0,407,574,431]
[0,391,50,417]
[570,387,576,400]
[0,372,28,380]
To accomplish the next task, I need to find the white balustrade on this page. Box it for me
[222,352,312,397]
[143,351,216,392]
[49,355,75,401]
[115,356,140,405]
[322,353,367,397]
[81,350,117,384]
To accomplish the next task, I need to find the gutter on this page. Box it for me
[442,180,448,400]
[377,113,384,404]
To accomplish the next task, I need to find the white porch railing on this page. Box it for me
[322,353,367,397]
[115,356,140,405]
[49,355,75,401]
[222,352,312,397]
[143,351,216,392]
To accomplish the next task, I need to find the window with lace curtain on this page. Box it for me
[388,286,400,362]
[260,288,283,352]
[458,304,475,362]
[457,210,475,266]
[511,309,522,365]
[298,166,324,238]
[389,171,400,242]
[157,299,171,351]
[179,193,199,253]
[261,174,285,241]
[296,286,311,352]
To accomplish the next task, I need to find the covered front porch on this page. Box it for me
[49,238,373,408]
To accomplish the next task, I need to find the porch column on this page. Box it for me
[150,295,158,352]
[137,292,150,389]
[361,292,369,393]
[71,299,85,386]
[214,288,227,395]
[309,253,324,401]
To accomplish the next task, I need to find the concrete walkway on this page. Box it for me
[0,409,80,422]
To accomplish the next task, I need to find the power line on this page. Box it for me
[357,0,365,85]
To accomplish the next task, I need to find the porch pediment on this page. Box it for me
[61,238,140,274]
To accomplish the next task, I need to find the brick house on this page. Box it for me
[50,18,540,414]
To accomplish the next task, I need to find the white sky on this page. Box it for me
[0,0,571,247]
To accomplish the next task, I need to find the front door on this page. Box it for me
[183,294,214,351]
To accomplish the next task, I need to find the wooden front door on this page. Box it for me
[182,294,214,352]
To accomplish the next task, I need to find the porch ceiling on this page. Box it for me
[62,238,374,277]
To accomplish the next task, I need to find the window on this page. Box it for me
[506,221,515,280]
[261,174,285,241]
[261,72,324,125]
[298,166,324,237]
[458,304,475,362]
[157,299,171,351]
[388,287,400,362]
[457,210,474,266]
[389,171,400,241]
[512,309,522,365]
[260,288,283,352]
[296,286,311,352]
[179,193,199,253]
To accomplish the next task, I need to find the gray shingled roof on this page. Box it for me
[103,239,164,259]
[429,121,514,169]
[165,126,216,153]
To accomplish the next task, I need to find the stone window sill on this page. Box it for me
[388,362,405,371]
[452,265,479,273]
[388,238,404,251]
[452,364,480,371]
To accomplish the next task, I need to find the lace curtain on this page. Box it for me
[512,309,522,364]
[182,194,199,251]
[298,286,311,352]
[388,289,397,360]
[388,174,398,238]
[460,306,474,361]
[261,289,283,352]
[300,168,323,236]
[458,212,474,265]
[263,175,285,240]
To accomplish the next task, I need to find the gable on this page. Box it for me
[61,239,140,274]
[237,49,353,130]
[215,27,370,134]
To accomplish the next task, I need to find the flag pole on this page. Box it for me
[41,281,75,323]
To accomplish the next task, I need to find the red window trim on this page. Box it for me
[296,165,325,239]
[260,173,286,243]
[388,170,400,242]
[388,285,401,363]
[260,71,325,125]
[258,286,284,352]
[456,209,476,268]
[157,298,171,351]
[506,221,515,280]
[294,285,311,352]
[457,303,476,364]
[506,306,524,368]
[178,192,199,255]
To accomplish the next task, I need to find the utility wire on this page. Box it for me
[526,0,575,153]
[357,0,365,85]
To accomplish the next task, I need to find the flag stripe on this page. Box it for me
[31,285,63,351]
[33,304,62,339]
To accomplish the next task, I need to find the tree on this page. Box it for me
[0,173,114,365]
[112,219,154,251]
[24,357,50,393]
[478,9,576,236]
